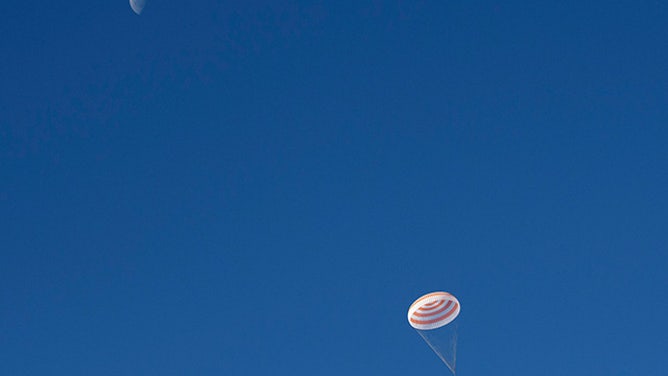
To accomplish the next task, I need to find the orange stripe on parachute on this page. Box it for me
[410,302,459,325]
[413,301,452,317]
[408,292,454,309]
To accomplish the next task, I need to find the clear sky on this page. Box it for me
[2,1,667,375]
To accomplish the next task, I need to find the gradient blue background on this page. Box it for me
[2,1,667,375]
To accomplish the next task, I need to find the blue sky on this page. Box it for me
[2,1,667,375]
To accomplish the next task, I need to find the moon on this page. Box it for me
[129,0,146,15]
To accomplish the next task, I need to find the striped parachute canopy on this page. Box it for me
[408,291,460,330]
[408,291,461,375]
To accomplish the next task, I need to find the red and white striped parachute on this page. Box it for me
[408,291,461,375]
[408,291,460,330]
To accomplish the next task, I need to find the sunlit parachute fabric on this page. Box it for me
[408,292,460,375]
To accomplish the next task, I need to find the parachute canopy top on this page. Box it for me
[408,291,460,330]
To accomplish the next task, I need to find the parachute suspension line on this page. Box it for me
[451,326,458,375]
[418,329,457,375]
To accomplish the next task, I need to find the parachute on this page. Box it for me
[129,0,147,15]
[408,292,461,375]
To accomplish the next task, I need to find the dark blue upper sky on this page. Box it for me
[2,1,667,375]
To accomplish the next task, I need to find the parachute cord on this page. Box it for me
[452,327,458,375]
[418,330,457,375]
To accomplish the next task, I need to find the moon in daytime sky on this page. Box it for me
[129,0,146,15]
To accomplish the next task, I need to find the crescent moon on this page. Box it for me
[129,0,146,15]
